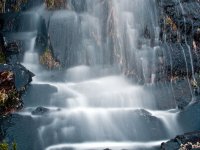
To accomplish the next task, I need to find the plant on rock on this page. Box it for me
[39,48,60,70]
[45,0,67,10]
[0,71,21,115]
[0,141,17,150]
[0,142,9,150]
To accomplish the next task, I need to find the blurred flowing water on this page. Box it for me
[4,0,187,150]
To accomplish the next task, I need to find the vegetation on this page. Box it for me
[45,0,67,10]
[180,142,200,150]
[0,141,17,150]
[165,16,177,31]
[0,0,6,13]
[0,0,28,13]
[0,142,8,150]
[39,48,60,70]
[0,71,21,115]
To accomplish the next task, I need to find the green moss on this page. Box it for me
[0,141,17,150]
[0,142,9,150]
[40,48,60,69]
[12,141,17,150]
[45,0,66,10]
[0,51,6,64]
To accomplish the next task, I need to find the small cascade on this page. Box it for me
[22,37,39,72]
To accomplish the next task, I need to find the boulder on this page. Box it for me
[0,64,34,91]
[177,101,200,132]
[22,83,57,106]
[31,107,50,115]
[161,131,200,150]
[3,0,43,13]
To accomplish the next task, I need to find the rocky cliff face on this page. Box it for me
[155,0,200,109]
[158,0,200,149]
[0,2,34,116]
[158,0,200,77]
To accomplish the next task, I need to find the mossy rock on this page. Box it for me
[0,141,17,150]
[45,0,67,10]
[0,71,21,115]
[40,48,60,69]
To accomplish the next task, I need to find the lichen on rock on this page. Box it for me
[0,0,28,13]
[0,71,22,115]
[45,0,67,10]
[40,48,60,70]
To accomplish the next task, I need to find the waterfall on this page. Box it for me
[6,1,185,150]
[48,0,160,83]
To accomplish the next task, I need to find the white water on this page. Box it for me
[45,141,166,150]
[13,0,184,149]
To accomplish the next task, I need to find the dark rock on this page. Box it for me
[0,70,23,115]
[48,11,80,68]
[31,107,50,115]
[22,83,57,106]
[0,12,40,32]
[36,17,48,54]
[4,0,43,13]
[172,79,193,109]
[0,116,13,142]
[193,28,200,50]
[161,131,200,150]
[0,64,34,91]
[5,42,19,53]
[177,101,200,132]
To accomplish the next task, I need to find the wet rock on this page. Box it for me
[0,12,40,32]
[158,0,200,38]
[0,64,34,91]
[193,28,200,50]
[177,101,200,132]
[161,131,200,150]
[48,11,80,68]
[149,83,176,110]
[3,0,28,13]
[36,17,48,54]
[2,0,43,13]
[157,0,200,81]
[31,107,50,115]
[0,35,6,64]
[22,83,57,106]
[172,79,193,109]
[0,116,13,142]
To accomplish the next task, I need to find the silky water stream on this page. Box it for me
[5,1,187,150]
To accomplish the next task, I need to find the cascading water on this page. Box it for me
[5,1,186,150]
